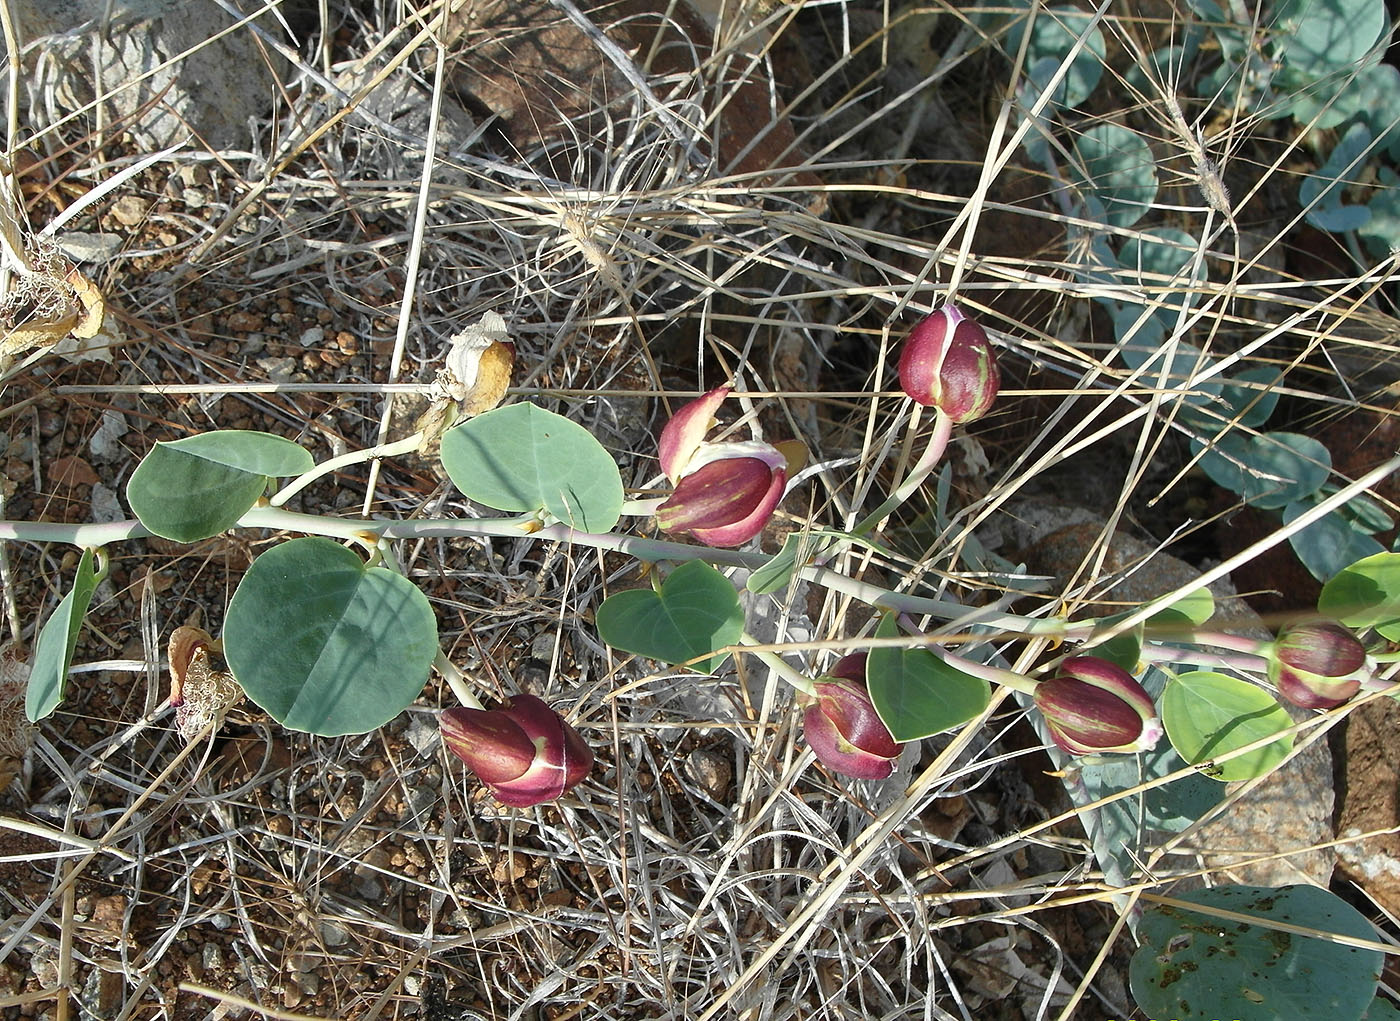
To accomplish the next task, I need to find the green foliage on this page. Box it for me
[1078,739,1226,876]
[1192,430,1331,511]
[866,614,991,742]
[1283,499,1386,582]
[1301,123,1375,232]
[1072,123,1159,228]
[1006,5,1105,111]
[26,548,104,722]
[222,538,439,736]
[1161,670,1294,781]
[1318,551,1400,639]
[127,431,313,542]
[1131,884,1382,1021]
[440,402,624,532]
[595,560,744,674]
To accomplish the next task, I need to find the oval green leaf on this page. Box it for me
[440,403,623,533]
[127,431,313,542]
[223,537,438,736]
[1131,884,1381,1021]
[867,614,991,742]
[1318,550,1400,639]
[1073,123,1158,228]
[595,560,743,674]
[1007,5,1106,110]
[1218,365,1283,429]
[1147,586,1215,630]
[26,548,104,722]
[1161,670,1294,782]
[1284,500,1386,583]
[1193,430,1330,509]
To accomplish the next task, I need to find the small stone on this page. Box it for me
[182,188,208,209]
[319,920,350,947]
[202,943,224,973]
[257,356,297,383]
[179,165,210,188]
[227,311,263,332]
[111,196,148,227]
[299,326,324,348]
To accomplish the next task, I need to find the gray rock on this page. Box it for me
[20,0,290,150]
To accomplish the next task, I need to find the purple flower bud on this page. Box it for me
[803,653,905,779]
[897,304,1000,424]
[1268,621,1367,710]
[654,388,798,548]
[1033,656,1162,756]
[441,694,592,807]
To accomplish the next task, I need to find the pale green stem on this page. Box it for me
[620,496,666,516]
[270,432,427,507]
[741,634,818,698]
[1136,645,1269,673]
[938,647,1039,695]
[433,649,485,709]
[852,407,954,535]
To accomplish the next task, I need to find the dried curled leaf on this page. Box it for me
[168,626,241,742]
[0,643,34,792]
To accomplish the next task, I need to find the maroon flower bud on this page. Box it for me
[897,304,1000,424]
[1033,656,1162,756]
[1268,621,1367,710]
[654,387,800,547]
[441,694,592,807]
[803,653,905,780]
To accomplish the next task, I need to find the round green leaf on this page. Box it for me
[1007,5,1106,110]
[1318,550,1400,638]
[1300,122,1375,233]
[1285,500,1386,583]
[867,614,991,742]
[1073,124,1158,228]
[1131,885,1381,1021]
[440,403,623,532]
[127,431,314,543]
[1192,430,1330,509]
[1116,317,1224,424]
[1148,586,1216,630]
[595,560,743,674]
[223,538,438,736]
[1161,671,1293,782]
[1274,0,1387,81]
[26,548,104,722]
[1217,366,1283,429]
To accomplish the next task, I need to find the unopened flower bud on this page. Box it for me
[803,654,904,779]
[441,694,592,807]
[897,304,1000,424]
[655,388,798,547]
[1033,656,1162,756]
[1268,621,1367,710]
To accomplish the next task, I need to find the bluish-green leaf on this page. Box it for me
[1192,430,1330,509]
[596,560,743,674]
[127,431,313,542]
[223,537,438,736]
[867,615,991,742]
[1274,0,1387,81]
[747,532,834,595]
[1131,885,1381,1021]
[1300,123,1375,233]
[1073,123,1158,228]
[1161,671,1293,781]
[26,548,104,722]
[440,402,623,532]
[1217,366,1283,429]
[1318,551,1400,639]
[1148,586,1215,630]
[1285,500,1386,583]
[1007,5,1106,111]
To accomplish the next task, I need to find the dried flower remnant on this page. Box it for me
[168,626,243,742]
[0,643,34,792]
